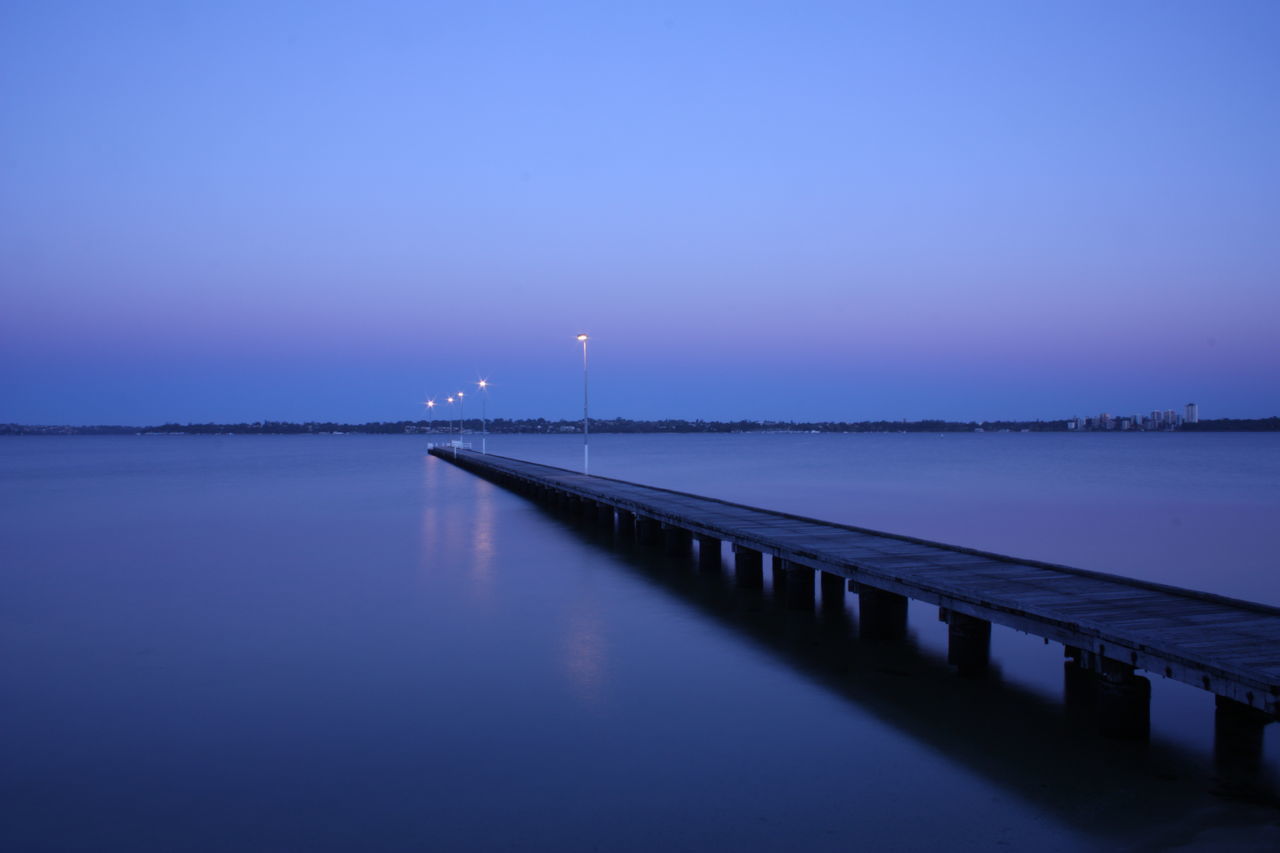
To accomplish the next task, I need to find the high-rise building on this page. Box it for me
[1186,402,1199,424]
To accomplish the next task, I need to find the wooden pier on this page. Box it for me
[430,447,1279,750]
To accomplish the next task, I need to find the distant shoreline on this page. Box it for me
[4,417,1277,436]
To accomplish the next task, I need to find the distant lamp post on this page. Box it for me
[477,379,489,454]
[576,333,589,475]
[457,391,465,444]
[425,398,435,435]
[448,394,458,455]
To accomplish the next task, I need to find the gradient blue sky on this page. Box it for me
[3,1,1277,424]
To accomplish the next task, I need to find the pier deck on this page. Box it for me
[430,447,1280,720]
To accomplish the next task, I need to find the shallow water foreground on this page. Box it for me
[2,435,1279,851]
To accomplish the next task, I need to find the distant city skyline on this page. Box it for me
[1069,402,1201,431]
[3,2,1278,425]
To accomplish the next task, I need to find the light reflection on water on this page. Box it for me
[563,610,608,708]
[2,434,1278,852]
[468,478,497,599]
[419,453,441,575]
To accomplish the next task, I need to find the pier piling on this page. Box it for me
[1214,695,1273,795]
[734,545,764,588]
[698,535,723,572]
[946,611,992,676]
[1097,659,1151,740]
[663,524,693,557]
[775,559,815,609]
[636,516,662,546]
[857,584,908,641]
[820,571,845,610]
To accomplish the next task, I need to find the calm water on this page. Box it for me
[3,433,1279,851]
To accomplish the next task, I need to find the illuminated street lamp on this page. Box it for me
[425,398,436,435]
[457,391,465,442]
[576,333,589,475]
[448,394,458,455]
[477,379,489,454]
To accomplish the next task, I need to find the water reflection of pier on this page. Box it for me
[430,448,1279,808]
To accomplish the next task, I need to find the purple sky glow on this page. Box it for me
[2,1,1278,424]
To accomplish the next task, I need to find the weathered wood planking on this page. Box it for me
[430,447,1280,716]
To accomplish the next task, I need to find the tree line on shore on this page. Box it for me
[4,416,1277,436]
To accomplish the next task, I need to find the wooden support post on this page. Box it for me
[1214,695,1273,795]
[946,611,991,677]
[857,584,908,641]
[697,535,722,572]
[596,501,615,526]
[663,524,692,557]
[636,516,662,546]
[1097,658,1150,740]
[616,510,636,540]
[774,559,815,610]
[820,571,845,610]
[733,544,763,588]
[1063,647,1099,723]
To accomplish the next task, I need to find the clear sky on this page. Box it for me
[2,1,1277,424]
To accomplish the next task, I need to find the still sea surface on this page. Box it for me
[3,433,1279,851]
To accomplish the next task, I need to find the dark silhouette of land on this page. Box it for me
[3,416,1276,436]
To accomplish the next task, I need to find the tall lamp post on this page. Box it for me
[477,379,488,454]
[457,391,465,445]
[446,396,455,455]
[425,398,435,436]
[576,333,589,475]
